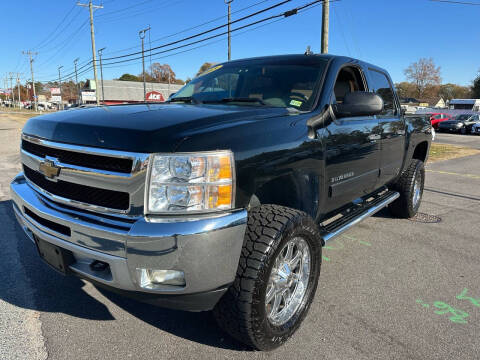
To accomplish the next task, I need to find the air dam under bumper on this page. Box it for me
[10,173,247,311]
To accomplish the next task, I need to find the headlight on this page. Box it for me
[146,151,234,214]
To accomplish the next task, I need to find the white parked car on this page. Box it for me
[472,122,480,135]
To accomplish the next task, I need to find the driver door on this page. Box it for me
[324,65,381,213]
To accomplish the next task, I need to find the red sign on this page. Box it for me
[146,91,165,102]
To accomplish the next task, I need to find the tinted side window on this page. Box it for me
[369,69,396,116]
[332,66,366,105]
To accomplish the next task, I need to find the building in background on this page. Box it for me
[81,79,183,105]
[449,99,480,111]
[434,97,446,108]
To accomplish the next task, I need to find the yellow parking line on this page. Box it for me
[426,169,480,180]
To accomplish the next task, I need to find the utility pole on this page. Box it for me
[225,0,233,61]
[8,73,15,107]
[3,77,6,104]
[16,73,22,108]
[58,66,64,110]
[74,58,80,104]
[139,26,150,101]
[98,47,105,104]
[77,0,103,106]
[5,76,10,103]
[23,50,38,111]
[321,0,329,54]
[168,72,171,97]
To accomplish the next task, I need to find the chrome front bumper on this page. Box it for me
[11,173,247,296]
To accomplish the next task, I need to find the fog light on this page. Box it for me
[137,268,185,288]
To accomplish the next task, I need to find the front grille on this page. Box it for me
[23,165,130,210]
[22,139,133,174]
[24,206,71,236]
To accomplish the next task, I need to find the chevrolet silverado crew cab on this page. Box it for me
[11,54,432,351]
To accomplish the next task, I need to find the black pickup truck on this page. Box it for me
[11,54,431,351]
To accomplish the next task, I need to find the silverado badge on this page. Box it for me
[39,159,60,180]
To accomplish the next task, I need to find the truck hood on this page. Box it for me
[22,103,291,153]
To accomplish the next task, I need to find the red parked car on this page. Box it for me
[426,113,452,129]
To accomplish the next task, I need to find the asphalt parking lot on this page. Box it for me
[435,131,480,149]
[1,114,479,360]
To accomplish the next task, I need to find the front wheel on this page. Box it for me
[389,159,425,218]
[213,205,322,351]
[460,126,467,135]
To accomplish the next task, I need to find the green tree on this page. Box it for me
[472,72,480,98]
[439,83,471,101]
[118,73,141,82]
[395,82,418,99]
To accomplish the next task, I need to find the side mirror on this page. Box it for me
[334,92,384,118]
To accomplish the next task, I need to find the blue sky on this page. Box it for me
[1,0,478,87]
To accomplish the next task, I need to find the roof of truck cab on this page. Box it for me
[224,53,335,65]
[222,54,390,76]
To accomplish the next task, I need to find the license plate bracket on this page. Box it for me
[35,236,74,274]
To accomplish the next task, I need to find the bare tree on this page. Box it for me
[149,63,176,83]
[404,58,441,99]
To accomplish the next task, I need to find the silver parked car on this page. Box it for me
[472,120,480,135]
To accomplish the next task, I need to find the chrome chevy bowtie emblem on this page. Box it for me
[38,159,60,180]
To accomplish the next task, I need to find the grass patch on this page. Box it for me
[429,143,480,162]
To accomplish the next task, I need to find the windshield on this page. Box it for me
[455,114,471,121]
[171,59,328,111]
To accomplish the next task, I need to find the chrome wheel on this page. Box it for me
[265,237,311,326]
[413,173,422,208]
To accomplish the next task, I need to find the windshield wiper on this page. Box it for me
[167,96,201,104]
[203,97,267,105]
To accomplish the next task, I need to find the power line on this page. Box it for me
[101,0,293,62]
[37,59,92,83]
[35,20,90,69]
[96,0,180,23]
[341,3,363,59]
[39,63,94,84]
[101,0,335,68]
[102,0,272,56]
[429,0,480,4]
[31,0,337,84]
[102,0,327,72]
[96,0,156,18]
[33,4,80,50]
[332,5,351,57]
[26,0,282,82]
[77,0,104,106]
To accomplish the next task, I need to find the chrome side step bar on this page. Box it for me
[320,191,400,243]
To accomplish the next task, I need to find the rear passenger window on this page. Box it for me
[369,70,396,116]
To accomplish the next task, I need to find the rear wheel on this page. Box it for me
[389,159,425,218]
[213,205,322,351]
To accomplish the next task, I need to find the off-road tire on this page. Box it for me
[389,159,425,218]
[213,205,322,351]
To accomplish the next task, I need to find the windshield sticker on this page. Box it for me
[290,99,303,107]
[199,64,223,77]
